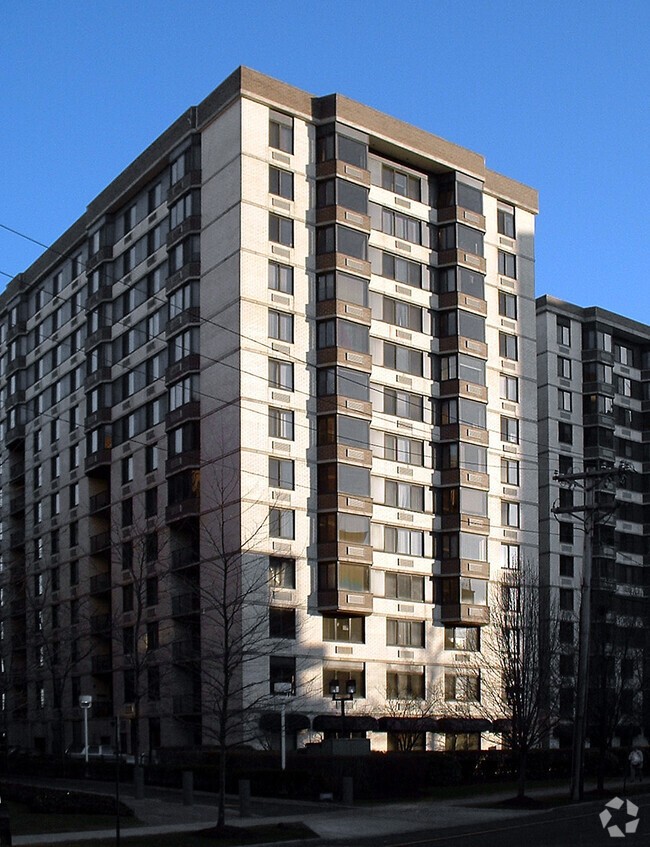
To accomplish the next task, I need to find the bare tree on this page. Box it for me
[477,562,560,798]
[27,569,95,760]
[588,608,646,792]
[116,516,170,766]
[173,469,303,832]
[382,683,445,752]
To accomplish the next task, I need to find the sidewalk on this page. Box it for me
[8,775,647,845]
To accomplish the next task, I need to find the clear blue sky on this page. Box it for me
[1,0,648,319]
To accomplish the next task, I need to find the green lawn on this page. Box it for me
[5,800,130,835]
[24,822,317,847]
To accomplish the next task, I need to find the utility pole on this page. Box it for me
[553,462,630,802]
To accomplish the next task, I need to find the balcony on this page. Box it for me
[84,326,112,351]
[10,531,25,549]
[314,299,370,325]
[440,603,490,626]
[9,462,25,483]
[317,444,372,467]
[86,284,113,310]
[9,494,25,515]
[315,252,371,278]
[7,390,26,409]
[438,291,487,317]
[90,571,112,594]
[440,513,490,533]
[438,335,488,360]
[90,613,112,635]
[165,354,201,384]
[165,401,200,429]
[439,379,488,403]
[317,589,373,616]
[171,593,200,616]
[439,423,489,446]
[316,347,372,371]
[91,654,113,674]
[317,542,372,564]
[84,367,112,391]
[315,205,371,232]
[7,321,26,343]
[317,493,373,515]
[171,549,200,572]
[167,170,201,204]
[437,205,486,231]
[316,396,372,418]
[10,598,26,617]
[85,408,113,429]
[85,449,112,477]
[439,558,490,579]
[172,694,202,715]
[166,307,200,337]
[89,531,111,555]
[6,424,26,447]
[86,245,113,271]
[93,699,114,718]
[167,216,201,249]
[166,497,201,524]
[439,468,490,490]
[89,489,111,515]
[166,450,200,477]
[315,159,371,187]
[437,248,486,274]
[165,262,201,294]
[6,356,26,376]
[171,640,201,664]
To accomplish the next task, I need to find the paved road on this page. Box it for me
[331,794,650,847]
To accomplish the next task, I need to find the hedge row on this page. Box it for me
[0,781,133,816]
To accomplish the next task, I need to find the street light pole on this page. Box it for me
[78,695,92,778]
[329,679,356,738]
[273,681,293,771]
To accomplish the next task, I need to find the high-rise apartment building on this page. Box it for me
[0,68,538,755]
[537,296,649,746]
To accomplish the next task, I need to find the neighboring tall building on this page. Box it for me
[537,296,649,747]
[0,67,538,756]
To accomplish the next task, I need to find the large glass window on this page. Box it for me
[498,251,517,278]
[384,388,424,421]
[382,297,422,331]
[381,252,421,287]
[317,367,369,400]
[268,359,293,390]
[323,616,365,643]
[497,202,515,237]
[382,165,421,200]
[384,434,424,466]
[383,342,422,376]
[269,310,294,343]
[385,481,425,511]
[385,572,425,601]
[268,262,293,294]
[269,408,294,439]
[384,526,424,556]
[269,214,293,246]
[387,619,425,647]
[316,271,368,306]
[316,179,368,214]
[269,113,293,153]
[269,167,294,200]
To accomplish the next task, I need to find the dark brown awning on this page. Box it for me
[376,716,440,732]
[259,712,311,732]
[312,714,378,732]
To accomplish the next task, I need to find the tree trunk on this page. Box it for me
[596,745,605,794]
[217,728,227,831]
[517,749,527,799]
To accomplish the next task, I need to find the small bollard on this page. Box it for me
[134,765,145,800]
[182,770,194,806]
[0,801,11,846]
[239,778,251,817]
[342,776,353,805]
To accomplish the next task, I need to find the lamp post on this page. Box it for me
[78,695,92,770]
[273,681,293,771]
[329,678,356,738]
